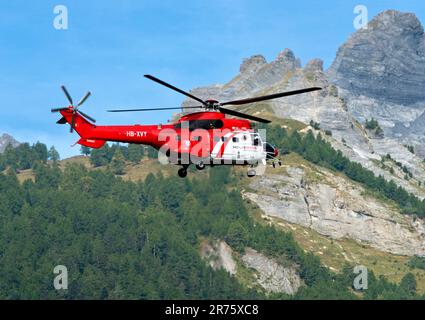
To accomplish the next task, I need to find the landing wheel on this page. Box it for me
[247,169,256,178]
[178,168,187,178]
[195,162,205,170]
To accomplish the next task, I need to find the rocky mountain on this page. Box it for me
[0,133,19,153]
[328,10,425,106]
[180,10,425,258]
[327,10,425,155]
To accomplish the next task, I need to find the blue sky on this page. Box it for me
[0,0,424,158]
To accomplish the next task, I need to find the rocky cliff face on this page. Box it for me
[0,133,19,153]
[327,10,425,155]
[328,10,425,106]
[244,164,425,257]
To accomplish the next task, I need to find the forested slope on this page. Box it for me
[0,142,423,299]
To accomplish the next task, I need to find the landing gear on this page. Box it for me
[178,168,187,178]
[195,162,205,170]
[269,157,282,168]
[247,168,256,178]
[178,164,189,178]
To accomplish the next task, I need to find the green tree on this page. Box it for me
[226,221,248,253]
[146,146,158,159]
[33,142,48,162]
[81,146,91,156]
[110,148,125,175]
[90,145,111,167]
[127,144,144,163]
[48,146,60,163]
[399,273,417,296]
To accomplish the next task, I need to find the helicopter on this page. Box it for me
[52,75,321,178]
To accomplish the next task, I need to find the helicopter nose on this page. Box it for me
[265,142,278,159]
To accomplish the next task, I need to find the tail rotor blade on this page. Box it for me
[61,85,73,106]
[79,110,96,123]
[77,91,91,107]
[51,107,68,113]
[70,113,76,133]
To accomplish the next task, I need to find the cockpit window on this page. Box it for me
[252,134,261,146]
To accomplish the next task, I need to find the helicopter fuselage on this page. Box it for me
[59,109,275,169]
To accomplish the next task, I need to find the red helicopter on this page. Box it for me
[52,75,321,177]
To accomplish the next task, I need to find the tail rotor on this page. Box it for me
[51,85,96,133]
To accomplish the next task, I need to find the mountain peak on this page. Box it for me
[240,55,267,74]
[368,10,423,34]
[274,48,301,69]
[276,48,295,61]
[328,10,425,105]
[0,133,20,153]
[304,59,324,72]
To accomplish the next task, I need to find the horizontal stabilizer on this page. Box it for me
[77,138,106,149]
[57,117,67,124]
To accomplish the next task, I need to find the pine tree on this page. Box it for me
[110,148,125,175]
[399,273,417,296]
[128,144,144,163]
[80,146,91,156]
[48,146,60,163]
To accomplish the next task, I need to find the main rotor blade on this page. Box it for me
[144,74,206,105]
[77,91,91,107]
[107,106,203,112]
[221,87,322,106]
[61,85,73,106]
[78,110,96,123]
[51,107,69,113]
[218,107,271,123]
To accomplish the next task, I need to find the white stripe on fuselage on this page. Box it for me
[211,132,235,158]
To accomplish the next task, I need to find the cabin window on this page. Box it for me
[221,137,228,142]
[232,137,239,143]
[192,136,201,142]
[175,119,224,130]
[213,136,220,142]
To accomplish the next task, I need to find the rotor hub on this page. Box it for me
[205,99,220,110]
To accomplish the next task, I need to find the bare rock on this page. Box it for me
[244,166,425,257]
[200,240,237,275]
[241,248,301,295]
